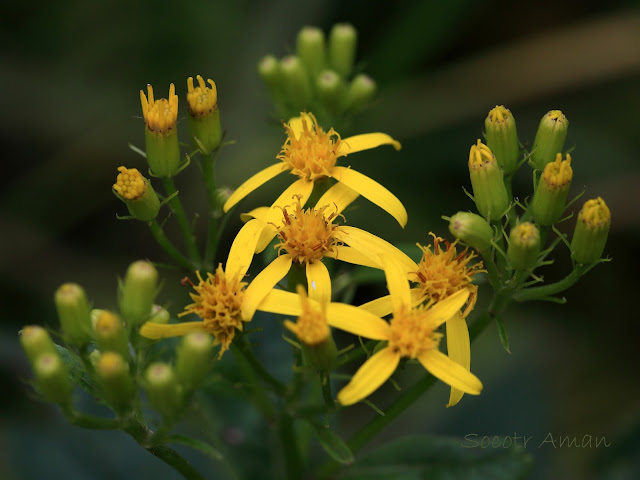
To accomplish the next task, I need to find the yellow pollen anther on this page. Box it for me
[512,222,539,246]
[487,105,510,123]
[468,139,496,168]
[113,166,146,200]
[542,153,573,188]
[274,196,342,263]
[277,112,341,181]
[140,83,178,134]
[413,233,484,318]
[388,305,443,358]
[179,265,247,358]
[579,197,610,229]
[284,286,330,346]
[186,75,218,117]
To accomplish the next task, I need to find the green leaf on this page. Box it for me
[54,344,98,395]
[310,422,354,465]
[494,316,511,354]
[338,435,532,480]
[166,434,224,461]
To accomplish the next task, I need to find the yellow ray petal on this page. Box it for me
[258,289,313,316]
[337,347,401,406]
[331,166,407,227]
[223,163,287,212]
[254,224,279,254]
[418,349,482,395]
[139,321,205,339]
[359,288,424,317]
[289,115,304,140]
[446,312,470,408]
[241,254,293,321]
[424,289,470,330]
[334,226,417,273]
[314,181,360,216]
[240,206,270,223]
[306,261,331,304]
[325,303,390,339]
[333,246,381,269]
[225,219,265,279]
[382,257,411,312]
[337,133,401,156]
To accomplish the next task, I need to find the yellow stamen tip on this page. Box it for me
[468,139,496,168]
[140,83,178,133]
[542,153,573,188]
[186,75,218,117]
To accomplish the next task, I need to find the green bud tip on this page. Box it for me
[186,75,222,154]
[54,282,92,347]
[297,26,326,76]
[531,153,573,226]
[508,222,541,271]
[280,55,313,107]
[20,326,57,365]
[345,74,376,111]
[113,167,160,221]
[484,105,519,175]
[34,352,72,404]
[120,260,158,326]
[448,211,493,252]
[328,23,357,78]
[176,332,214,391]
[571,197,611,264]
[468,140,510,222]
[531,109,569,171]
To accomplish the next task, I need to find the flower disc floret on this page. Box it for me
[187,75,217,117]
[284,287,329,346]
[277,112,341,181]
[140,84,178,134]
[542,153,573,189]
[579,197,610,228]
[180,265,247,357]
[387,305,443,358]
[274,196,342,263]
[113,166,146,200]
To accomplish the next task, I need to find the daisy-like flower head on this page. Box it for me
[413,233,485,318]
[140,84,178,134]
[223,112,407,228]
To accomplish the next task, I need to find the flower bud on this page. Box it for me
[316,70,343,111]
[530,110,568,171]
[297,26,326,78]
[344,74,376,111]
[55,283,92,347]
[93,311,129,359]
[280,56,312,108]
[328,23,357,79]
[33,353,73,405]
[112,166,160,221]
[571,197,610,264]
[140,84,181,177]
[507,222,540,271]
[186,76,222,154]
[96,352,136,412]
[145,363,182,419]
[119,260,158,327]
[175,332,214,392]
[20,326,57,365]
[258,55,282,94]
[448,211,493,252]
[530,153,573,226]
[468,140,510,222]
[485,105,519,175]
[149,305,170,325]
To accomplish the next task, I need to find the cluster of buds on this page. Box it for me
[258,24,375,126]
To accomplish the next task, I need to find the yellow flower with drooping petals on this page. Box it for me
[223,112,407,228]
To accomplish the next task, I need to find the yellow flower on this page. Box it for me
[223,112,407,228]
[186,75,217,117]
[140,84,178,134]
[139,219,271,358]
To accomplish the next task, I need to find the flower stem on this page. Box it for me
[202,149,222,270]
[162,177,202,267]
[513,264,587,302]
[277,408,303,480]
[148,221,195,270]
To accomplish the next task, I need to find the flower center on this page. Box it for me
[187,75,217,117]
[388,305,442,358]
[284,287,329,346]
[542,153,573,189]
[113,166,146,200]
[179,265,246,357]
[140,84,178,134]
[579,197,610,229]
[468,139,496,169]
[277,113,341,181]
[274,196,342,263]
[413,234,484,317]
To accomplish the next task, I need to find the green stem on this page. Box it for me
[481,251,500,289]
[148,221,195,270]
[162,177,202,267]
[277,408,303,480]
[321,373,335,410]
[513,265,586,302]
[65,410,120,430]
[230,342,278,420]
[202,150,222,270]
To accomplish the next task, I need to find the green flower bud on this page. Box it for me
[20,326,57,365]
[508,222,540,271]
[344,74,376,111]
[55,283,92,347]
[93,311,129,359]
[316,70,343,112]
[258,55,282,95]
[297,26,326,78]
[448,211,494,252]
[33,353,73,405]
[530,110,568,171]
[140,84,181,177]
[186,75,222,154]
[530,153,573,226]
[571,197,610,264]
[328,23,357,79]
[485,105,519,175]
[149,305,170,325]
[280,55,312,109]
[119,260,158,327]
[112,167,160,222]
[96,352,136,413]
[175,332,214,392]
[468,140,510,222]
[145,363,183,419]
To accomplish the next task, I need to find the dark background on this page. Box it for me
[2,0,639,478]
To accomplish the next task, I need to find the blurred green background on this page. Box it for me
[2,0,639,478]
